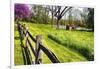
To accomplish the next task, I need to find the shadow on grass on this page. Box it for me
[18,30,32,65]
[48,34,94,61]
[14,36,20,40]
[20,42,32,65]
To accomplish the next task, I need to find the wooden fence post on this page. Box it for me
[25,27,36,64]
[25,27,29,48]
[35,35,42,64]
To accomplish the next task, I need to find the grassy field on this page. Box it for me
[48,31,94,60]
[14,22,94,65]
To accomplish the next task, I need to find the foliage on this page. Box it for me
[87,8,94,31]
[31,5,50,24]
[14,4,94,30]
[80,8,94,30]
[15,4,31,21]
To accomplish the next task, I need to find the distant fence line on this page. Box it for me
[17,23,60,64]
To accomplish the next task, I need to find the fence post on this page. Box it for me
[25,27,36,64]
[25,27,29,48]
[35,35,43,64]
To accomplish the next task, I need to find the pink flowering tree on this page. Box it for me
[15,4,31,22]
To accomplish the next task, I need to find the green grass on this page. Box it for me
[14,22,94,65]
[48,32,94,60]
[14,28,24,65]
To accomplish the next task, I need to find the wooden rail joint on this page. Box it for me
[17,23,60,64]
[35,35,43,64]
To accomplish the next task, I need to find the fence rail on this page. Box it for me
[17,23,60,64]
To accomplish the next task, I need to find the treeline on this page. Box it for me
[15,4,94,31]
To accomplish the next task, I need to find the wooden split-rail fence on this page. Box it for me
[17,23,60,64]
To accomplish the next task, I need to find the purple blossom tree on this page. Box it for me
[15,4,31,21]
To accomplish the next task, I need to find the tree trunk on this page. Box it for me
[56,19,60,29]
[51,9,54,28]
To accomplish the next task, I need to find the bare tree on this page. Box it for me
[54,6,72,29]
[46,5,56,27]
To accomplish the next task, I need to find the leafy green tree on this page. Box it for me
[80,8,94,31]
[31,5,49,24]
[87,8,94,31]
